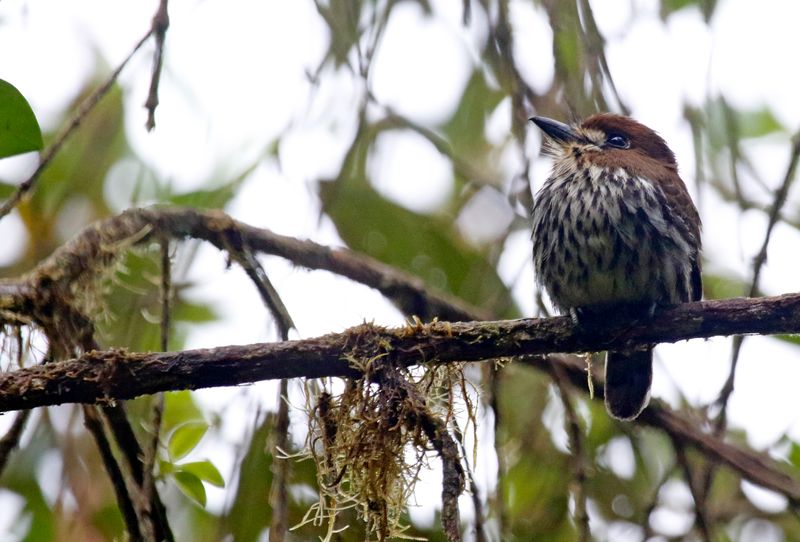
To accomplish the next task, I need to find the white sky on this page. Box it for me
[1,0,800,537]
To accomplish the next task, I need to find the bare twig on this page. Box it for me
[225,237,296,339]
[145,0,170,131]
[576,0,630,115]
[83,406,145,542]
[487,367,508,540]
[221,234,297,542]
[0,326,31,476]
[141,237,171,538]
[214,224,297,542]
[101,403,174,542]
[0,410,30,475]
[2,207,800,535]
[701,128,800,524]
[451,418,487,542]
[269,380,290,542]
[422,412,464,542]
[641,464,680,539]
[550,365,590,542]
[716,129,800,422]
[159,237,172,352]
[672,439,712,542]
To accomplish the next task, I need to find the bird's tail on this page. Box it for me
[604,349,653,420]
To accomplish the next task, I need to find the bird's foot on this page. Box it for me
[569,302,658,330]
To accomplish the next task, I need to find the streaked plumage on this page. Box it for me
[530,113,701,420]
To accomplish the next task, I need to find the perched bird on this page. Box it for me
[530,113,702,420]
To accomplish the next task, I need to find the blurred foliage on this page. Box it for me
[0,0,798,541]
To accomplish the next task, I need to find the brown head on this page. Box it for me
[531,113,678,181]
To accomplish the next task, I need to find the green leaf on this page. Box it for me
[707,98,784,153]
[737,107,784,139]
[441,70,505,168]
[163,391,204,434]
[178,460,225,488]
[158,459,175,476]
[224,416,274,541]
[21,77,127,228]
[172,299,218,324]
[168,421,209,461]
[0,79,43,159]
[173,471,207,507]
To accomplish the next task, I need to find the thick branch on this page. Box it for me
[1,294,798,507]
[2,293,800,412]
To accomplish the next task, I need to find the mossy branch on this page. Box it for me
[1,292,799,413]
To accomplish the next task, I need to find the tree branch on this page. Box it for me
[2,293,800,412]
[0,207,485,324]
[3,295,800,506]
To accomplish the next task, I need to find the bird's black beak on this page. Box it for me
[530,116,579,143]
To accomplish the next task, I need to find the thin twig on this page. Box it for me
[672,438,712,542]
[641,463,680,539]
[269,381,290,542]
[102,403,174,542]
[221,231,296,542]
[550,364,590,542]
[159,237,172,353]
[576,0,630,115]
[141,237,171,538]
[487,366,508,540]
[0,29,154,221]
[0,326,31,476]
[451,418,487,542]
[715,130,800,422]
[84,406,145,542]
[226,240,296,339]
[2,306,800,505]
[145,0,170,131]
[520,354,800,506]
[0,410,30,475]
[702,128,800,520]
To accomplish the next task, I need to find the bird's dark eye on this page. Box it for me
[606,133,630,149]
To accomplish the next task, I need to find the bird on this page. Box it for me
[529,113,702,420]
